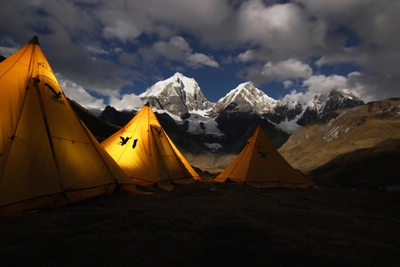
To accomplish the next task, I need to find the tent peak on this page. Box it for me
[28,36,40,46]
[144,101,150,106]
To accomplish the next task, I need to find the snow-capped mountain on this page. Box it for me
[137,73,363,134]
[206,82,364,134]
[207,82,282,117]
[139,72,212,117]
[96,73,366,155]
[296,89,365,126]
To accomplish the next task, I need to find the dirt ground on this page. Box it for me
[1,181,399,267]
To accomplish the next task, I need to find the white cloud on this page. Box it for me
[58,74,147,111]
[153,36,219,69]
[260,59,313,81]
[237,50,259,62]
[109,93,144,110]
[298,0,400,72]
[282,89,312,105]
[92,0,232,43]
[85,45,109,55]
[103,20,143,40]
[283,80,294,89]
[0,46,17,57]
[302,74,348,95]
[236,1,327,58]
[187,53,219,69]
[2,0,400,105]
[240,59,313,86]
[282,74,357,105]
[152,36,190,61]
[346,72,400,102]
[296,0,400,50]
[283,71,400,104]
[58,76,106,110]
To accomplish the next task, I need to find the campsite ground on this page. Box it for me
[1,181,399,267]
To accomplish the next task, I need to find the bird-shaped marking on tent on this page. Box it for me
[132,139,138,149]
[45,83,62,99]
[258,151,268,158]
[32,77,40,85]
[119,136,131,146]
[153,128,162,137]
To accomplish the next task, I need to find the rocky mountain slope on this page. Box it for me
[99,105,135,127]
[69,99,120,141]
[278,98,400,189]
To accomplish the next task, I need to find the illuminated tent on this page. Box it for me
[101,102,200,191]
[0,36,138,216]
[214,125,314,188]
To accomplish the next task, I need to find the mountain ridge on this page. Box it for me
[94,72,366,159]
[121,73,365,135]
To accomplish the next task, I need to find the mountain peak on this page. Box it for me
[208,82,281,117]
[237,81,255,89]
[140,73,199,98]
[173,72,184,78]
[172,72,184,84]
[139,73,212,116]
[296,89,365,126]
[307,89,364,112]
[329,88,360,100]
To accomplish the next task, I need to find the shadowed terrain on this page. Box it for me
[0,182,399,266]
[308,139,400,189]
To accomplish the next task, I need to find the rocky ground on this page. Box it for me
[1,181,399,266]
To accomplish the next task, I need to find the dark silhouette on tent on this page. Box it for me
[45,83,62,99]
[132,138,138,149]
[153,127,162,136]
[119,136,131,146]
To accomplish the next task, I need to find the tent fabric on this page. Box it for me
[214,125,314,188]
[101,102,200,191]
[0,36,138,217]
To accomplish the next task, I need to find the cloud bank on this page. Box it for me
[0,0,399,109]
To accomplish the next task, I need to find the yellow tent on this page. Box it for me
[0,36,138,217]
[214,125,314,188]
[101,102,200,190]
